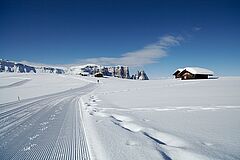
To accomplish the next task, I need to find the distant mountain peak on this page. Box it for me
[131,70,149,80]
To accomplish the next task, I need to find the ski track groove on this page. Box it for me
[7,98,68,160]
[49,99,72,160]
[0,83,95,160]
[0,96,64,141]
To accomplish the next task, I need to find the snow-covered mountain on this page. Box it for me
[131,70,149,80]
[69,64,100,75]
[0,59,36,73]
[35,66,65,74]
[69,64,131,79]
[0,59,65,74]
[0,59,149,80]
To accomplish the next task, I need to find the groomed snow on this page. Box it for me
[0,73,97,160]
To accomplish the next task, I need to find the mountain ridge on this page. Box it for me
[0,59,149,80]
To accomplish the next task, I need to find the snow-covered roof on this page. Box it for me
[173,68,184,75]
[81,72,90,75]
[176,68,184,72]
[184,67,214,75]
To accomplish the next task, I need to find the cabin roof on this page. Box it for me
[81,72,90,75]
[94,72,103,75]
[173,68,184,75]
[184,67,214,75]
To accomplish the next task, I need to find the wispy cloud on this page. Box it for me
[193,27,202,31]
[77,35,184,67]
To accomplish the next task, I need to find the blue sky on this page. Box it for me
[0,0,240,78]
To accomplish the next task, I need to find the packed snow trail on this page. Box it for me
[0,83,96,160]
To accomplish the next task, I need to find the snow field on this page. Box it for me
[1,73,240,160]
[81,77,240,160]
[82,96,211,160]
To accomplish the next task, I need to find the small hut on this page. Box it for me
[177,67,214,80]
[94,72,104,77]
[80,72,89,76]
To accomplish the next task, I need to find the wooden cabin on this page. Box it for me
[173,67,214,80]
[173,68,184,78]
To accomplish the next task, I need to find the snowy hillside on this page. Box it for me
[0,73,239,160]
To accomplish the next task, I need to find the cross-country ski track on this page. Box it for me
[0,83,96,160]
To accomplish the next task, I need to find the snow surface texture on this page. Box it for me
[1,73,240,160]
[82,77,240,160]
